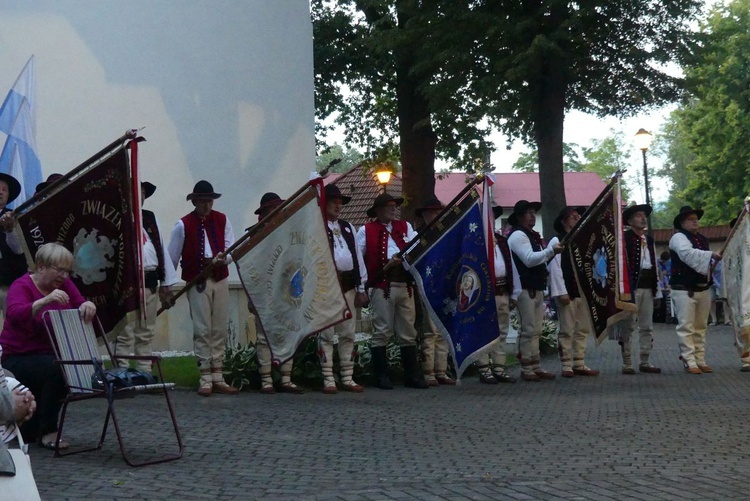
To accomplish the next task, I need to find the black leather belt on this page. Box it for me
[144,270,159,291]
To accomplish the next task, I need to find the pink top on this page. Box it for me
[0,273,87,358]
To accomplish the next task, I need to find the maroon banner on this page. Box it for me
[566,178,636,344]
[16,147,139,333]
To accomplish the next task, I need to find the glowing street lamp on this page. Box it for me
[634,128,653,231]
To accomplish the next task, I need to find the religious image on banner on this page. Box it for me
[403,190,500,379]
[15,147,140,333]
[565,177,635,344]
[232,181,349,365]
[722,210,750,361]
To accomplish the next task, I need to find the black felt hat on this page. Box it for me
[673,205,704,229]
[324,184,351,205]
[186,180,221,201]
[366,193,404,218]
[507,200,542,226]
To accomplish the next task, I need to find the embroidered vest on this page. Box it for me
[670,230,710,288]
[327,218,361,288]
[364,219,408,289]
[624,229,657,294]
[142,209,166,282]
[0,208,27,286]
[494,232,514,292]
[180,210,229,282]
[509,226,547,291]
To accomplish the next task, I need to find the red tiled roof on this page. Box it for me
[326,167,608,227]
[651,225,731,245]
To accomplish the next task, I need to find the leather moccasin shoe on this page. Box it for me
[561,369,575,378]
[260,384,276,394]
[520,372,541,382]
[197,384,212,397]
[639,364,662,374]
[425,375,439,387]
[494,372,517,384]
[340,381,365,393]
[212,382,239,395]
[436,375,456,385]
[479,372,498,384]
[572,367,599,376]
[534,369,556,380]
[278,382,306,394]
[741,365,750,373]
[622,367,637,375]
[322,384,338,395]
[686,367,702,375]
[698,365,713,373]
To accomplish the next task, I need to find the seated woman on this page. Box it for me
[0,243,95,449]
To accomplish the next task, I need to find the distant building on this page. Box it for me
[325,166,607,232]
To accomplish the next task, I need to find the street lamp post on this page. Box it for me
[634,128,653,232]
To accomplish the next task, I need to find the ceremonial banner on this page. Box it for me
[15,146,140,334]
[403,190,500,379]
[0,55,42,207]
[232,181,349,365]
[565,176,635,344]
[722,211,750,360]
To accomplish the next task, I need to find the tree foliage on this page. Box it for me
[315,143,365,173]
[666,0,750,224]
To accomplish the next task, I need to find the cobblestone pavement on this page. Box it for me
[30,323,750,500]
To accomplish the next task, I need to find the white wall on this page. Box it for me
[0,0,314,249]
[0,1,315,349]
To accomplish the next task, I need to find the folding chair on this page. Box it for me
[43,309,183,466]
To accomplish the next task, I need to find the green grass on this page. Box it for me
[114,356,200,389]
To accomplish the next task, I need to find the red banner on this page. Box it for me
[16,147,140,333]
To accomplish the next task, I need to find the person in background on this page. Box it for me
[168,181,239,397]
[115,182,177,373]
[619,204,662,375]
[251,193,305,394]
[318,184,368,393]
[548,206,599,378]
[507,200,563,382]
[414,196,455,387]
[476,204,519,385]
[0,173,28,329]
[669,206,721,374]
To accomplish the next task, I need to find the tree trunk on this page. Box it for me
[533,57,567,240]
[394,3,436,223]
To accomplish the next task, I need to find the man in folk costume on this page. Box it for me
[476,205,520,385]
[414,196,455,386]
[669,206,722,374]
[548,206,599,378]
[0,173,27,327]
[250,192,305,394]
[168,180,239,396]
[619,204,662,375]
[356,193,428,390]
[507,200,563,382]
[318,184,368,394]
[115,182,177,373]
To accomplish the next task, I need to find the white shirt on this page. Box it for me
[167,213,236,270]
[639,234,653,270]
[141,214,178,287]
[547,236,567,297]
[507,229,555,268]
[329,219,368,290]
[668,232,713,277]
[492,235,522,300]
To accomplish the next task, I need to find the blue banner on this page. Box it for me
[404,194,500,379]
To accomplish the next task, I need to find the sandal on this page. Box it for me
[39,436,69,450]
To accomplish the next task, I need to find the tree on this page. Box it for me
[511,143,582,173]
[650,109,695,228]
[461,0,701,237]
[665,0,750,224]
[315,143,365,173]
[312,1,491,218]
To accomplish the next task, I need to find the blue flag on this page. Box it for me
[0,55,42,207]
[403,192,500,379]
